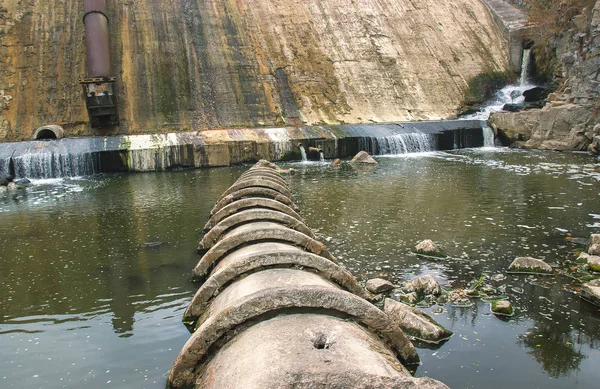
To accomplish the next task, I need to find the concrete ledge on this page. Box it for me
[211,188,299,215]
[0,120,487,179]
[168,286,420,389]
[203,197,302,232]
[193,222,336,280]
[480,0,528,72]
[184,243,368,321]
[199,209,314,251]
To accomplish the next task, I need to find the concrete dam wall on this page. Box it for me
[0,0,509,141]
[169,160,449,389]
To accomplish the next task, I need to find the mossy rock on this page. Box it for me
[491,300,514,317]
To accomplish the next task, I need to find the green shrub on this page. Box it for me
[465,70,517,104]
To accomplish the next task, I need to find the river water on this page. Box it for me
[1,149,600,388]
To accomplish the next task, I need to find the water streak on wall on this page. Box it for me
[0,0,509,141]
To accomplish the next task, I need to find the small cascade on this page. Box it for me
[360,133,436,155]
[0,150,100,179]
[299,145,307,162]
[460,48,536,121]
[520,48,532,86]
[319,151,325,163]
[482,126,495,148]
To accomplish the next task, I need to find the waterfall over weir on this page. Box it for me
[358,133,436,155]
[0,121,488,179]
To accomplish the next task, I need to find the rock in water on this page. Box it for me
[384,298,453,344]
[0,186,7,195]
[588,235,600,255]
[508,257,553,274]
[523,86,549,102]
[587,256,600,272]
[365,278,395,294]
[414,239,446,257]
[141,242,163,248]
[331,158,342,167]
[398,292,419,305]
[350,151,378,165]
[577,252,591,263]
[491,300,514,316]
[503,103,523,112]
[0,173,12,186]
[404,275,442,297]
[581,280,600,307]
[589,234,600,247]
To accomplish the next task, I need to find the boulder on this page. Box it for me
[384,299,453,344]
[587,234,600,253]
[588,244,600,256]
[491,300,514,316]
[581,279,600,307]
[414,239,446,257]
[508,257,553,274]
[365,278,396,294]
[398,292,419,305]
[577,252,590,263]
[587,256,600,272]
[0,173,12,186]
[350,151,378,165]
[404,275,442,297]
[502,103,523,112]
[523,86,549,102]
[331,158,342,167]
[490,104,592,151]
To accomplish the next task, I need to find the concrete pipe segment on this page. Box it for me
[168,160,449,389]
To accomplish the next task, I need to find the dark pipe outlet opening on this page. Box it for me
[35,129,58,140]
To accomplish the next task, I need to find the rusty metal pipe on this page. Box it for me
[83,0,111,78]
[308,146,323,153]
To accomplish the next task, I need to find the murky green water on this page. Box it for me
[1,149,600,388]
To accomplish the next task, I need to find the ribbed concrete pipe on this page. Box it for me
[203,197,302,232]
[239,168,290,184]
[168,285,420,389]
[219,177,293,201]
[193,222,337,280]
[194,314,448,389]
[235,173,290,189]
[184,242,368,322]
[198,209,314,251]
[211,187,299,215]
[168,161,446,389]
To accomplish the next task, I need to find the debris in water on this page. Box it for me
[140,242,163,248]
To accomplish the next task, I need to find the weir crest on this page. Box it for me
[0,121,490,179]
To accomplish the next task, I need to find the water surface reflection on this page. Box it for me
[1,150,599,388]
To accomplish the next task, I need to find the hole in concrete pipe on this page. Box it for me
[311,331,336,350]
